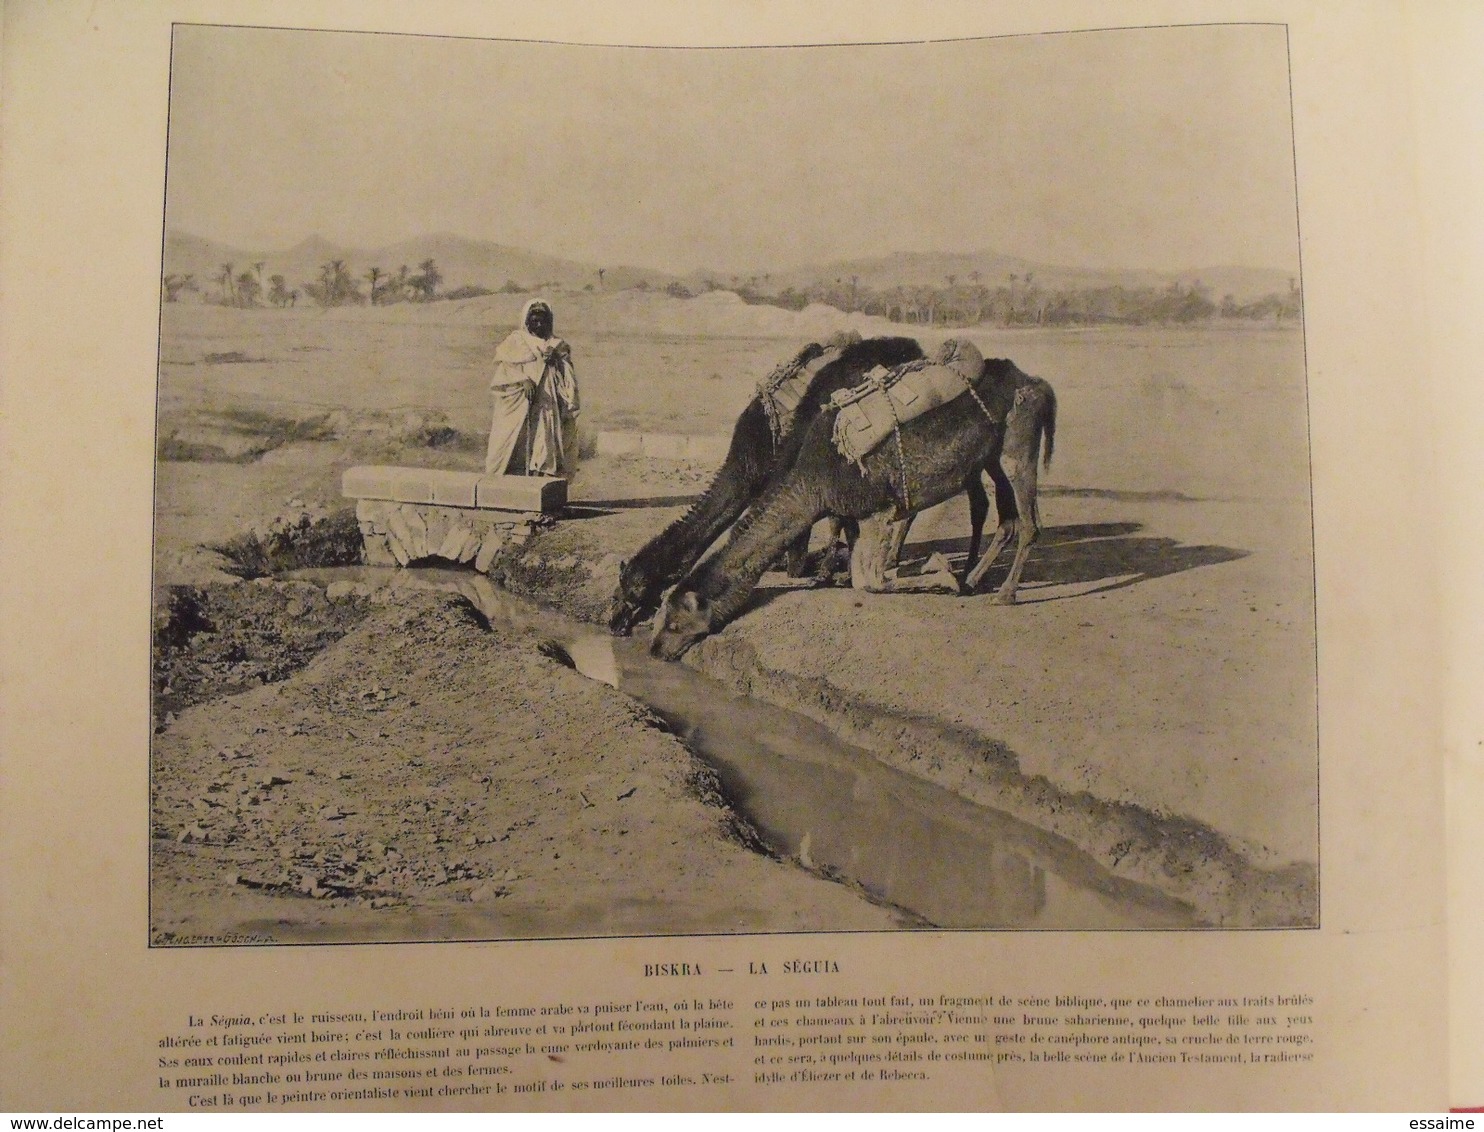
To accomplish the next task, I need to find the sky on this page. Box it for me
[165,22,1301,276]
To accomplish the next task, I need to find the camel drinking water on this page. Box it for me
[607,334,926,635]
[650,344,1057,660]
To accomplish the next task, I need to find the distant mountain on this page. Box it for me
[164,231,1297,305]
[162,230,679,298]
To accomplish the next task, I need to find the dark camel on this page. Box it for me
[607,334,925,634]
[649,353,1057,660]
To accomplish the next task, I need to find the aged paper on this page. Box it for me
[1,0,1473,1112]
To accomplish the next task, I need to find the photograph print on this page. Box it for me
[149,21,1316,945]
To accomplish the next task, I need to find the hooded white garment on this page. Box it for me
[484,299,580,476]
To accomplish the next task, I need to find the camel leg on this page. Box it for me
[962,471,991,578]
[964,461,1019,594]
[970,444,1041,605]
[885,512,913,566]
[850,512,960,595]
[810,517,843,583]
[782,527,813,577]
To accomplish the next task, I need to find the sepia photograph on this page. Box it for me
[148,21,1317,945]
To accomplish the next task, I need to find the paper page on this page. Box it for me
[0,0,1454,1112]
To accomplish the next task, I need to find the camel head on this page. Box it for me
[649,589,712,661]
[607,561,654,636]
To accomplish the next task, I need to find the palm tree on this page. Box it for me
[366,266,384,305]
[235,270,261,307]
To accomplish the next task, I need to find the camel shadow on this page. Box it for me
[908,521,1249,600]
[741,521,1247,615]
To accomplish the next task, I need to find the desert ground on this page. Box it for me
[150,292,1317,940]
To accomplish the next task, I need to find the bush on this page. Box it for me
[209,507,364,579]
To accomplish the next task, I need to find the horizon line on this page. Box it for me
[163,226,1299,284]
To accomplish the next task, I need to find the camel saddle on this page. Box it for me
[828,337,985,468]
[756,332,862,442]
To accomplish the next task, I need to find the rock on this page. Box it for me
[325,581,357,602]
[456,529,482,564]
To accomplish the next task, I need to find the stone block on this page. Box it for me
[437,524,473,560]
[355,500,388,534]
[402,507,429,559]
[385,509,415,563]
[345,465,563,513]
[474,532,505,573]
[362,535,398,567]
[473,474,566,513]
[455,528,482,563]
[343,466,430,504]
[427,472,480,508]
[422,510,450,554]
[342,466,482,507]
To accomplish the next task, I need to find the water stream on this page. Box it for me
[292,566,1195,930]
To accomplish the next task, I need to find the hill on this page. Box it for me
[162,231,678,300]
[164,230,1297,306]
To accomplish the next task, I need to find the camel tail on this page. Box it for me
[1044,379,1056,468]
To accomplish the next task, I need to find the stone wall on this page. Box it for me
[354,500,552,574]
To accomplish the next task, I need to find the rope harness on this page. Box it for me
[756,352,817,444]
[830,344,1028,520]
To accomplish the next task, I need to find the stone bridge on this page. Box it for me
[343,466,566,573]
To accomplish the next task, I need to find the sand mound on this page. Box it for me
[331,289,914,342]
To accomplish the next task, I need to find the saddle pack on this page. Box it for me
[755,331,863,443]
[827,337,986,469]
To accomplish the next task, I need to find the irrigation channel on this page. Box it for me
[291,566,1196,932]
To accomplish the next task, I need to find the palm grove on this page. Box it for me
[163,258,1301,327]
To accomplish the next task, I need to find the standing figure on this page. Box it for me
[485,299,580,476]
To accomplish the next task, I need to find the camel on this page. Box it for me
[607,334,926,635]
[649,350,1057,661]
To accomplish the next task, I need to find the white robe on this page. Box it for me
[484,309,579,476]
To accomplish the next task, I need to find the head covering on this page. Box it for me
[521,299,553,332]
